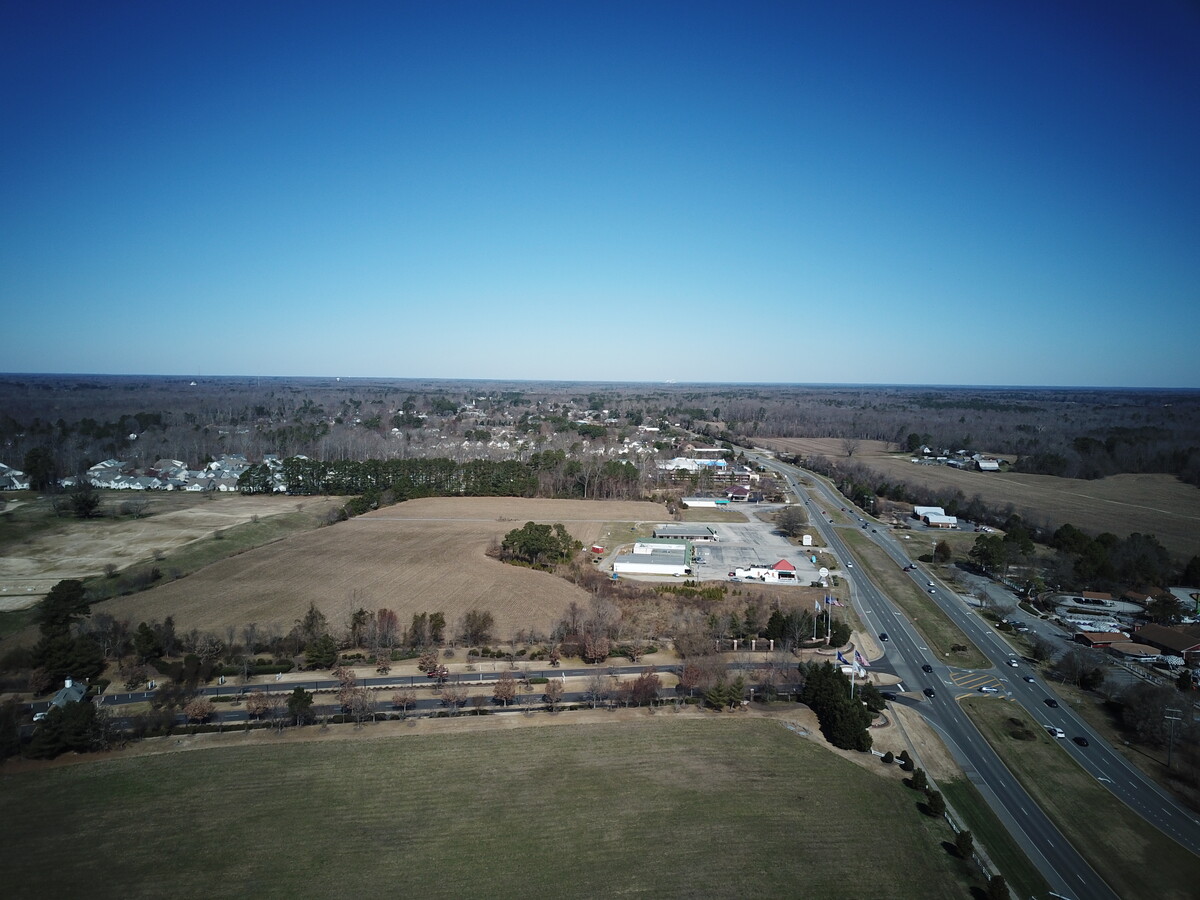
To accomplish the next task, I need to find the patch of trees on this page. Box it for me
[775,504,808,537]
[797,661,873,752]
[1046,524,1177,589]
[24,700,111,759]
[31,580,105,682]
[499,521,582,569]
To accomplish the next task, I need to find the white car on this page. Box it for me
[1046,726,1065,739]
[978,686,999,694]
[1007,659,1019,668]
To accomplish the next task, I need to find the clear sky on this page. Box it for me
[2,1,1198,387]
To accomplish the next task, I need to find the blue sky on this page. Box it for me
[2,1,1198,387]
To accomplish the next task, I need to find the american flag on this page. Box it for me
[827,596,844,607]
[855,650,871,668]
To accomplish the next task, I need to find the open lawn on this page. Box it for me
[961,697,1200,899]
[0,716,983,899]
[88,497,669,642]
[762,438,1200,560]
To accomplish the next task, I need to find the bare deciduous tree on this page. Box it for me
[493,671,517,707]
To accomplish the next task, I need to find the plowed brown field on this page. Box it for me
[96,497,670,640]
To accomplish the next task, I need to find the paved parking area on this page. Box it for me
[688,506,823,585]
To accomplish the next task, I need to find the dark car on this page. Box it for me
[923,687,936,698]
[879,633,889,642]
[880,691,897,701]
[921,664,933,674]
[1023,675,1036,683]
[1072,736,1089,747]
[1044,698,1059,708]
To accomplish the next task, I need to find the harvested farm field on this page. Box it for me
[0,493,345,610]
[93,497,670,640]
[763,438,1200,560]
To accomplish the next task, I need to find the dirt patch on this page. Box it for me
[889,704,962,783]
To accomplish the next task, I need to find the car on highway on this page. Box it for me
[1023,675,1036,683]
[1073,736,1090,747]
[921,664,933,673]
[879,633,889,641]
[1044,698,1059,708]
[847,562,853,568]
[1007,659,1019,667]
[928,588,936,593]
[880,691,897,701]
[903,564,915,571]
[1046,726,1066,739]
[926,580,934,586]
[923,687,936,698]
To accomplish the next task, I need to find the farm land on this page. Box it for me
[0,493,346,611]
[762,438,1200,561]
[77,497,671,641]
[0,716,987,900]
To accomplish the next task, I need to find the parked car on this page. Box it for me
[978,686,999,693]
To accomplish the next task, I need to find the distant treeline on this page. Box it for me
[239,452,645,506]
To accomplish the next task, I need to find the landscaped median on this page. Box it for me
[960,696,1200,900]
[840,528,987,669]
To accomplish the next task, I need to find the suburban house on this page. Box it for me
[34,677,88,721]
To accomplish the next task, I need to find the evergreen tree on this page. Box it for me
[304,633,338,669]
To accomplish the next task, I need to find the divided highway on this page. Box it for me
[754,453,1200,899]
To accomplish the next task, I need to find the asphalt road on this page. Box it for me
[754,454,1127,899]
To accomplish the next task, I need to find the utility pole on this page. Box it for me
[1164,707,1182,769]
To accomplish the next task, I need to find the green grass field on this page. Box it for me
[961,698,1200,899]
[0,718,985,899]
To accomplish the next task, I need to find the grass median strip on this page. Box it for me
[841,529,987,668]
[961,697,1200,899]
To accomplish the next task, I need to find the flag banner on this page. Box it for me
[828,597,843,607]
[815,599,822,611]
[854,663,866,677]
[836,651,849,665]
[855,650,871,668]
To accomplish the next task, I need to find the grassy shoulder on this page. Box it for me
[960,696,1200,900]
[0,716,986,899]
[939,777,1050,900]
[840,529,988,669]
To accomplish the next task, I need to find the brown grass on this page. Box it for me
[93,497,670,640]
[0,494,345,609]
[763,438,1200,560]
